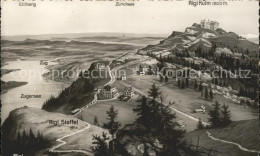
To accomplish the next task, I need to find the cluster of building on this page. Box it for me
[137,66,155,76]
[200,19,219,30]
[97,85,135,100]
[117,75,127,81]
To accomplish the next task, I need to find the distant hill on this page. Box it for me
[41,61,110,114]
[247,38,258,44]
[1,80,28,93]
[2,106,87,141]
[138,23,258,56]
[2,32,167,41]
[2,106,104,155]
[137,21,259,97]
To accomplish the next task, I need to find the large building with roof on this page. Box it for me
[200,19,219,30]
[101,85,119,99]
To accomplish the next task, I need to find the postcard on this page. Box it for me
[1,0,259,155]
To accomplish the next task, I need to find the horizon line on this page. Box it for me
[2,32,170,37]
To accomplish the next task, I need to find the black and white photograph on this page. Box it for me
[1,0,259,155]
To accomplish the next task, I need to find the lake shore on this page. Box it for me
[1,69,21,76]
[1,60,68,124]
[1,81,28,94]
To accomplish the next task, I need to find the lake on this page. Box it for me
[1,60,69,124]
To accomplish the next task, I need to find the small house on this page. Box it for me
[121,76,126,80]
[176,120,186,128]
[124,86,134,97]
[138,66,149,75]
[96,63,107,70]
[194,108,205,113]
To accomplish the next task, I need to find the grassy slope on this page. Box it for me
[184,119,259,156]
[58,125,109,155]
[2,107,87,141]
[208,33,258,53]
[124,74,258,129]
[2,106,108,156]
[139,23,258,57]
[138,31,184,54]
[76,99,139,128]
[42,61,111,114]
[208,119,259,150]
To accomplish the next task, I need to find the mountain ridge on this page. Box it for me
[138,23,258,56]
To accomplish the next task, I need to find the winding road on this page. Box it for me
[49,122,91,155]
[206,131,260,154]
[115,59,260,154]
[119,78,209,126]
[49,54,258,155]
[48,60,124,155]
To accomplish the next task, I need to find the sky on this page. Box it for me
[1,0,259,36]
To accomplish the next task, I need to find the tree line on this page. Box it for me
[197,100,232,130]
[177,78,214,100]
[42,68,99,112]
[148,42,258,95]
[3,129,48,155]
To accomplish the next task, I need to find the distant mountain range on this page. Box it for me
[2,32,168,41]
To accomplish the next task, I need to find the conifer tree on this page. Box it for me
[194,79,198,90]
[204,87,209,99]
[199,81,203,91]
[215,78,218,85]
[103,106,121,140]
[253,88,257,99]
[177,79,181,88]
[196,118,204,130]
[220,104,232,126]
[133,96,152,128]
[16,131,22,151]
[79,114,84,120]
[29,128,35,145]
[36,130,42,144]
[94,116,99,126]
[91,132,111,156]
[165,76,169,83]
[139,65,143,72]
[209,88,214,100]
[158,104,177,132]
[160,75,164,82]
[148,84,161,100]
[181,80,185,89]
[208,101,221,127]
[185,78,189,87]
[22,130,27,148]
